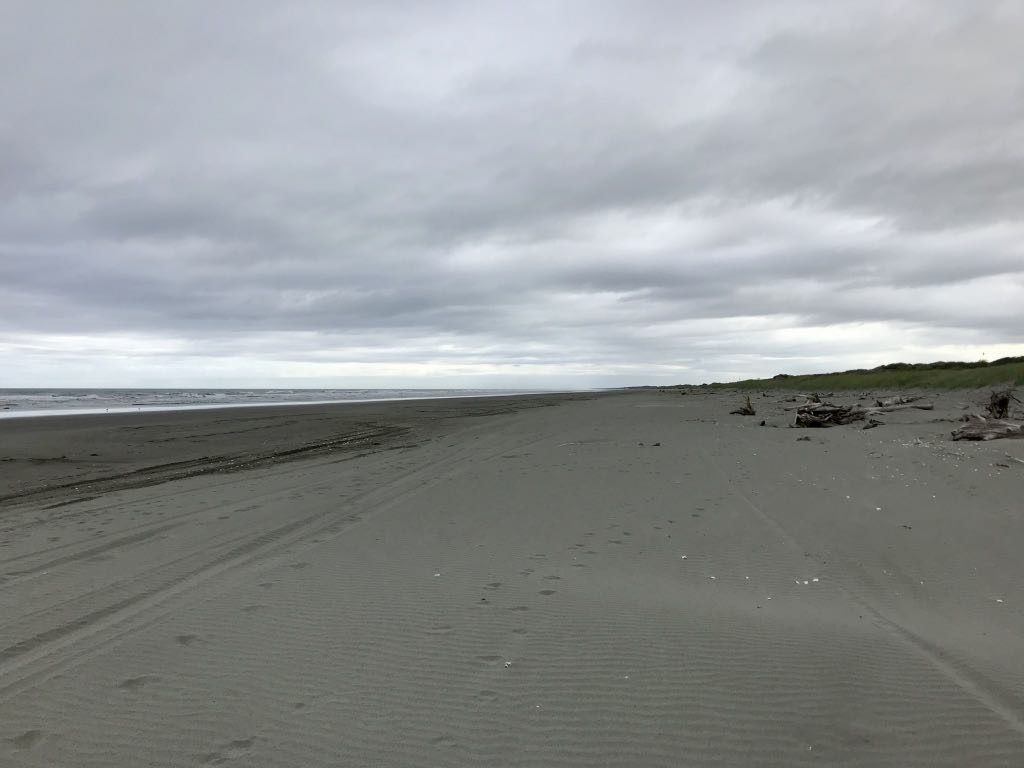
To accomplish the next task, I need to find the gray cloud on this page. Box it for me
[1,0,1022,386]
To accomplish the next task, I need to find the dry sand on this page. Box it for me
[1,389,1023,766]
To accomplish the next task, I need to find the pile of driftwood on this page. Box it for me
[786,393,934,428]
[794,401,865,428]
[951,389,1022,441]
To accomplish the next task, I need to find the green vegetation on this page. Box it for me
[714,357,1024,391]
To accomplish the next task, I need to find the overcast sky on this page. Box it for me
[2,1,1022,388]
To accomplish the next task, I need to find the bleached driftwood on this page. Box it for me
[951,415,1024,441]
[875,395,923,407]
[867,402,935,414]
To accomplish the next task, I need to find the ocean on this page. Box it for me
[0,388,547,419]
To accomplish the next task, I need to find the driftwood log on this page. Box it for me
[730,396,756,416]
[867,402,935,414]
[951,415,1024,441]
[875,395,923,407]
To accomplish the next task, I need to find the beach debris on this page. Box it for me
[985,389,1020,419]
[867,402,934,414]
[951,415,1024,441]
[875,395,923,408]
[504,660,512,668]
[863,419,884,430]
[796,435,812,441]
[793,401,866,428]
[730,396,756,416]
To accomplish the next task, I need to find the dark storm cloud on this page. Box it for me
[1,0,1022,385]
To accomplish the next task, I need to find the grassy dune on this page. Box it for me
[718,358,1024,391]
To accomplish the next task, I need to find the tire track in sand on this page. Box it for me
[0,414,555,703]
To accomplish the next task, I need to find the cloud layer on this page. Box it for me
[2,1,1022,386]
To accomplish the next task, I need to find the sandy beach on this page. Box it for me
[1,389,1023,766]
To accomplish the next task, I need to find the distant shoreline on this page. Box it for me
[0,388,586,420]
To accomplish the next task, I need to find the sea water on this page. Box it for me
[0,388,545,419]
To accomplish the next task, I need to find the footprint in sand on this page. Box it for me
[175,634,199,646]
[241,604,265,614]
[518,569,534,577]
[543,575,561,581]
[258,582,274,589]
[426,624,454,635]
[528,554,547,561]
[476,654,503,663]
[8,730,44,750]
[289,562,309,570]
[539,589,557,596]
[509,605,530,612]
[118,675,160,692]
[475,689,499,702]
[607,540,622,545]
[292,702,307,710]
[202,737,255,764]
[571,563,587,568]
[430,735,457,748]
[482,582,503,591]
[511,628,528,635]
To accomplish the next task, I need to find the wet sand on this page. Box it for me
[1,389,1023,766]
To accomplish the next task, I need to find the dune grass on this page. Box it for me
[716,359,1024,391]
